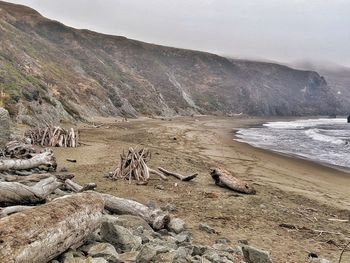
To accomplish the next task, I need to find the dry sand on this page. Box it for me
[53,116,350,263]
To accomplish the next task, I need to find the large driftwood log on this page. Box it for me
[0,149,56,171]
[158,167,197,181]
[210,168,256,194]
[0,192,105,263]
[103,193,170,230]
[0,177,62,206]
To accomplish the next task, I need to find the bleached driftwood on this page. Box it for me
[103,193,170,230]
[210,168,256,194]
[158,167,197,181]
[4,140,35,159]
[0,192,105,263]
[0,177,62,206]
[4,173,74,184]
[65,179,97,192]
[25,126,80,148]
[0,205,34,218]
[64,180,169,230]
[0,149,56,171]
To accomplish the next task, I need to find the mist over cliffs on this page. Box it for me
[0,1,342,124]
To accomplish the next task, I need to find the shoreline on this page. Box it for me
[232,118,350,175]
[52,115,350,262]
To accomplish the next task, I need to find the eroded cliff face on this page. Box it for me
[0,1,338,124]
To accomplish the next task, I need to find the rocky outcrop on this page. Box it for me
[0,108,10,146]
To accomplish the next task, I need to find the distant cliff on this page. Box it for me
[0,1,339,124]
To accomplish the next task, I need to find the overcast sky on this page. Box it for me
[6,0,350,67]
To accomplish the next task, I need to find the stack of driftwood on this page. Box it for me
[110,147,198,184]
[25,126,79,148]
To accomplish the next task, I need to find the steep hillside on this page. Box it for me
[0,1,338,124]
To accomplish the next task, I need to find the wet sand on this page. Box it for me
[53,116,350,262]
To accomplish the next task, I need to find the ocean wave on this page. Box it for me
[263,118,347,130]
[304,128,345,145]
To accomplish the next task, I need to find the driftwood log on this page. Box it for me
[0,205,34,218]
[4,140,35,159]
[0,177,62,206]
[0,149,56,171]
[0,192,104,263]
[63,179,169,230]
[158,167,197,181]
[4,173,74,185]
[103,193,170,230]
[210,168,256,194]
[65,179,97,192]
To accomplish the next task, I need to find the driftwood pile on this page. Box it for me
[110,147,198,184]
[0,167,172,262]
[0,140,56,174]
[25,126,80,148]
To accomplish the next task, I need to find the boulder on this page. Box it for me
[0,108,10,147]
[136,244,157,263]
[79,242,119,263]
[241,245,273,263]
[100,218,142,253]
[168,218,186,234]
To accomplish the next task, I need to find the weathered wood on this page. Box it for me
[158,167,197,181]
[0,149,56,171]
[4,173,74,184]
[149,168,168,180]
[210,168,256,194]
[0,192,105,263]
[0,205,34,218]
[0,177,62,206]
[102,193,170,230]
[4,140,35,159]
[25,126,80,148]
[65,179,97,192]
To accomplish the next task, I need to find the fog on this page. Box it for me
[5,0,350,66]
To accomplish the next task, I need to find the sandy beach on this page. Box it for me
[53,116,350,262]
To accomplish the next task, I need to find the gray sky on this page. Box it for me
[6,0,350,67]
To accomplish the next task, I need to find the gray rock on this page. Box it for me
[100,218,142,253]
[168,218,186,234]
[136,244,157,263]
[118,251,139,262]
[203,250,221,263]
[241,245,273,263]
[212,243,235,253]
[199,223,217,234]
[0,108,10,147]
[191,245,208,256]
[106,214,153,233]
[175,232,191,246]
[91,258,108,263]
[60,249,86,263]
[79,242,119,263]
[173,247,192,263]
[161,203,177,212]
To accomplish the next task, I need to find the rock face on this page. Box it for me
[0,108,10,146]
[0,1,340,124]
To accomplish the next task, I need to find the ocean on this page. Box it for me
[235,118,350,170]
